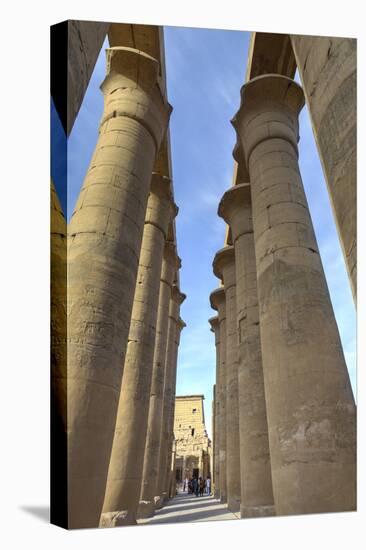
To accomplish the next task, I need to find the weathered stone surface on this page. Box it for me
[67,46,171,529]
[50,179,67,525]
[138,242,179,518]
[233,73,356,515]
[99,510,134,527]
[210,288,227,503]
[67,20,110,135]
[166,319,186,498]
[246,32,296,81]
[291,35,357,301]
[213,247,241,512]
[209,317,220,498]
[100,174,177,526]
[219,182,275,518]
[155,286,186,505]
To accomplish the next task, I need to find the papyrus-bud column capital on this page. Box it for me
[100,173,177,527]
[138,242,180,518]
[213,246,241,512]
[209,288,227,503]
[232,73,356,515]
[209,316,220,499]
[219,182,275,518]
[67,46,172,529]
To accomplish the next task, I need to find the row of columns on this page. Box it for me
[210,73,356,517]
[66,46,186,528]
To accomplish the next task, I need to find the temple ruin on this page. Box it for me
[51,21,356,529]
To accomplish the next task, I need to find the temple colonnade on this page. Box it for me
[209,33,356,517]
[51,22,186,529]
[50,23,357,528]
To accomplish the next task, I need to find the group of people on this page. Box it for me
[183,476,211,496]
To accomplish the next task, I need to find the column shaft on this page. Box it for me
[155,287,186,505]
[138,244,178,517]
[224,271,241,512]
[291,36,356,300]
[67,47,171,528]
[219,183,275,518]
[100,175,176,526]
[50,180,67,526]
[209,317,220,498]
[211,282,240,511]
[233,74,356,515]
[218,321,227,503]
[212,387,217,495]
[164,318,185,498]
[169,441,177,497]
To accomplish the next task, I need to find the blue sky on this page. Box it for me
[62,26,356,439]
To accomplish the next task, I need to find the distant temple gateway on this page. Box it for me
[173,395,212,482]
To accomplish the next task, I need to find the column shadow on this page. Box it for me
[158,500,220,515]
[143,507,235,525]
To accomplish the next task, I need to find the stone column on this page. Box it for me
[219,183,275,518]
[291,36,356,301]
[198,452,203,478]
[232,74,356,515]
[212,386,216,494]
[169,440,177,498]
[155,285,186,506]
[213,247,241,512]
[209,289,227,503]
[50,179,67,526]
[67,47,171,528]
[165,317,186,498]
[138,243,179,517]
[209,317,220,498]
[100,174,177,527]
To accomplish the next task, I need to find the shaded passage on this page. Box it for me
[138,491,239,524]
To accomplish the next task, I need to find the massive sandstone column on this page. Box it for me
[100,174,177,527]
[67,46,172,528]
[169,440,177,498]
[209,316,221,498]
[219,183,275,518]
[50,179,67,526]
[166,317,186,498]
[139,242,179,517]
[290,36,356,301]
[212,385,216,493]
[209,288,227,503]
[156,285,186,505]
[213,247,241,512]
[232,73,356,515]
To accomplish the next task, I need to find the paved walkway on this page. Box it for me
[138,491,240,525]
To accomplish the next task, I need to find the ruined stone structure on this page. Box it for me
[173,396,212,483]
[51,22,356,529]
[210,32,356,518]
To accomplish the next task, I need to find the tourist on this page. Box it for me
[199,477,205,496]
[206,477,211,495]
[193,476,199,497]
[184,476,189,492]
